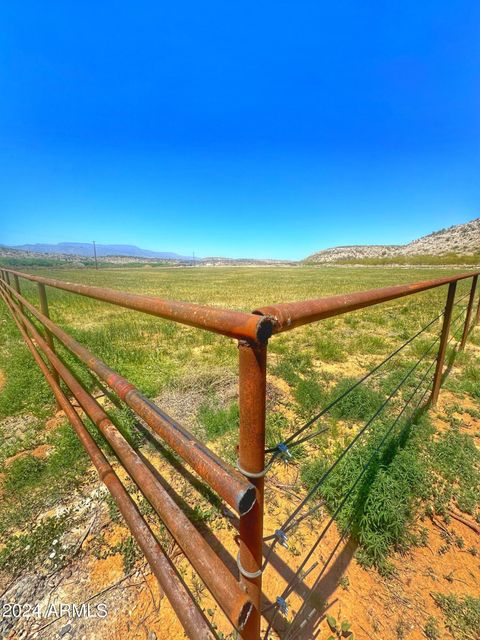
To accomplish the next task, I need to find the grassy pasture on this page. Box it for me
[0,265,479,634]
[0,265,475,408]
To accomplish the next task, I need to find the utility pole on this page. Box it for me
[93,241,98,270]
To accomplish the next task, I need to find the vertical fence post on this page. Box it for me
[238,339,267,640]
[476,289,480,326]
[460,275,478,350]
[37,283,61,400]
[431,282,457,406]
[13,274,23,313]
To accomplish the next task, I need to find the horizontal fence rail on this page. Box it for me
[0,276,256,517]
[0,266,479,640]
[254,271,479,333]
[2,267,274,342]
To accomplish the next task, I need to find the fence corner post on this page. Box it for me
[431,282,457,406]
[237,338,267,640]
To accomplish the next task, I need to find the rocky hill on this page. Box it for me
[305,217,480,263]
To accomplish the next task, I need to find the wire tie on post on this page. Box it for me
[236,551,263,579]
[275,529,289,549]
[276,442,292,461]
[276,596,289,615]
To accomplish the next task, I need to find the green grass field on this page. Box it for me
[0,265,475,405]
[0,265,479,637]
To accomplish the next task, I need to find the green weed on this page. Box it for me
[198,401,239,439]
[329,378,384,421]
[314,336,345,362]
[294,378,327,417]
[0,515,69,575]
[432,593,480,640]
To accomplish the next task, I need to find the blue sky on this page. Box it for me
[0,2,479,260]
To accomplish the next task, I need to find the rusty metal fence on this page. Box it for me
[0,267,479,639]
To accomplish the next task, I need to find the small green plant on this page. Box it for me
[315,336,345,362]
[4,454,45,493]
[300,456,328,491]
[294,378,327,416]
[351,334,387,355]
[424,617,439,639]
[273,352,313,386]
[432,593,480,640]
[117,536,140,574]
[339,575,350,590]
[326,614,354,639]
[328,378,383,421]
[0,515,69,575]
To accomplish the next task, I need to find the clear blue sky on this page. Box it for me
[0,2,479,259]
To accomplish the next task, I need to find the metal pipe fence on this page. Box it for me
[0,267,479,640]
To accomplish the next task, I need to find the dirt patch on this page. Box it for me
[435,389,477,413]
[45,412,66,432]
[4,444,53,467]
[88,554,125,592]
[0,370,5,391]
[313,358,366,380]
[102,523,131,549]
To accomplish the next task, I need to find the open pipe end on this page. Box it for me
[254,314,276,342]
[238,485,257,516]
[237,601,254,631]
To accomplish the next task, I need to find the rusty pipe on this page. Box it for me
[460,275,478,349]
[3,268,273,342]
[431,282,457,406]
[237,340,267,639]
[0,288,217,640]
[1,287,252,631]
[0,277,256,516]
[254,271,480,333]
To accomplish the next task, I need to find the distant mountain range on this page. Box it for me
[2,217,479,266]
[10,242,194,261]
[304,217,480,263]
